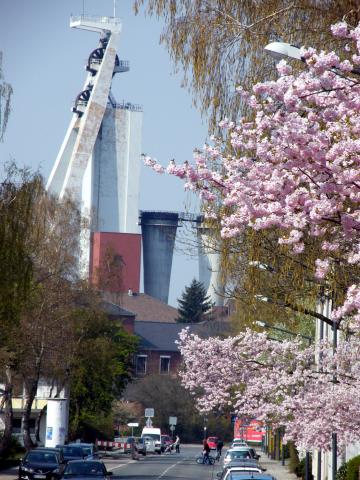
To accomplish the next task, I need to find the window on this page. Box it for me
[160,356,170,374]
[136,355,147,375]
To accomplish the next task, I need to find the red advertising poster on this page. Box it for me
[233,418,265,443]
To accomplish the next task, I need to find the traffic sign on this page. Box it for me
[170,425,175,431]
[169,416,177,425]
[127,423,139,427]
[145,408,154,418]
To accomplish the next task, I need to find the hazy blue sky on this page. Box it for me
[0,0,208,306]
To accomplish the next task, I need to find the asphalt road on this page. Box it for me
[103,445,221,480]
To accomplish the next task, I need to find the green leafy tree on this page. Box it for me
[135,0,360,130]
[125,374,233,442]
[69,305,138,440]
[176,279,213,323]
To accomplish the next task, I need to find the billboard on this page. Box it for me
[233,417,265,443]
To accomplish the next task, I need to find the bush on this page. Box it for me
[346,455,360,480]
[336,463,347,480]
[0,435,25,469]
[294,455,313,479]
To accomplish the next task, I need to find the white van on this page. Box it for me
[141,427,162,454]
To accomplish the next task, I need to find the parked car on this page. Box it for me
[207,436,219,450]
[66,443,100,460]
[216,465,264,479]
[56,445,86,462]
[229,446,260,459]
[216,459,267,478]
[161,435,172,453]
[18,447,66,480]
[224,460,266,471]
[217,472,275,480]
[60,460,112,479]
[231,439,248,447]
[223,448,256,467]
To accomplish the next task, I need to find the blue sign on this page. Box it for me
[231,415,237,424]
[46,427,53,440]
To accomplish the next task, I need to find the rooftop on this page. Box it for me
[101,292,178,323]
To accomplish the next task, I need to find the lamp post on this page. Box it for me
[263,42,342,480]
[203,417,208,441]
[256,320,312,345]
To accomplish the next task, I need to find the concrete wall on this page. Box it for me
[141,212,179,304]
[91,107,142,234]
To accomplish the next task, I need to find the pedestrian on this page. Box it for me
[174,435,180,453]
[202,438,210,464]
[216,439,224,459]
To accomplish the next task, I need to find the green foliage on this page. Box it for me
[124,374,233,442]
[336,463,348,480]
[71,413,114,443]
[69,310,138,439]
[0,435,25,467]
[176,278,213,323]
[345,455,360,480]
[294,455,313,479]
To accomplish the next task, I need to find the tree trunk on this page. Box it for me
[35,404,47,443]
[0,367,14,456]
[22,380,38,450]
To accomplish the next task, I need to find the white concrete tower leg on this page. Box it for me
[197,227,224,307]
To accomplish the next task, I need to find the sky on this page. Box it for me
[0,0,208,306]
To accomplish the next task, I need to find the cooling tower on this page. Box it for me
[197,226,224,306]
[140,211,179,304]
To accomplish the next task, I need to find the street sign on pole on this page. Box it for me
[169,416,177,425]
[170,425,175,431]
[145,408,154,418]
[127,422,139,436]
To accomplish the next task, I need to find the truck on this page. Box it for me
[141,427,162,454]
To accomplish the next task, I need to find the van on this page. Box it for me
[141,427,162,454]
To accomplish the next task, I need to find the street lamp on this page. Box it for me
[256,320,312,345]
[264,41,342,480]
[264,42,303,61]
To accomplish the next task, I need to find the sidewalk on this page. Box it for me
[260,453,298,480]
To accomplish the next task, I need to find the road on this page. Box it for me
[103,445,220,480]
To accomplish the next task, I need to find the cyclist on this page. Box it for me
[202,439,211,464]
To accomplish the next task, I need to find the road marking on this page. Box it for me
[106,459,138,471]
[156,460,182,479]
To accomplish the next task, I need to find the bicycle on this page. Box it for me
[196,453,216,465]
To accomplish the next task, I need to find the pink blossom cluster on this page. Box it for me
[177,329,360,451]
[146,21,360,449]
[146,21,360,326]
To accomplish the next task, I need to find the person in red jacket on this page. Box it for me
[202,439,211,464]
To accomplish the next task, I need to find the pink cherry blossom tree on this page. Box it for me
[146,21,360,450]
[177,328,360,451]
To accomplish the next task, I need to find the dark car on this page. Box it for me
[18,448,66,480]
[60,460,112,479]
[66,443,100,460]
[57,445,86,462]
